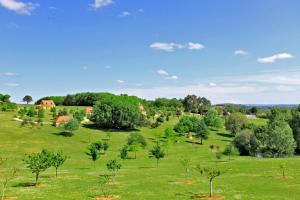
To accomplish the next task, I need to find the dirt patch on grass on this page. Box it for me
[94,195,119,200]
[177,180,194,185]
[275,176,294,180]
[3,197,17,200]
[193,194,224,199]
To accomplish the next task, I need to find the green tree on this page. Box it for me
[23,95,33,104]
[223,144,239,160]
[23,149,52,185]
[203,109,223,129]
[149,143,165,168]
[233,129,259,156]
[86,144,100,167]
[64,118,80,134]
[1,168,18,200]
[290,107,300,153]
[225,112,247,135]
[127,133,147,159]
[50,151,67,178]
[37,108,45,119]
[73,110,85,122]
[26,107,36,117]
[194,119,209,145]
[106,160,122,183]
[196,165,222,198]
[119,145,130,160]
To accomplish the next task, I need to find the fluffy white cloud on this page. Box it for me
[166,75,178,80]
[157,69,169,76]
[90,0,113,9]
[209,82,217,87]
[119,11,130,17]
[117,80,125,83]
[187,42,205,50]
[150,42,183,52]
[3,72,17,76]
[0,0,37,15]
[258,53,293,63]
[234,50,248,55]
[4,83,19,87]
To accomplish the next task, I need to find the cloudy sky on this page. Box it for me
[0,0,300,104]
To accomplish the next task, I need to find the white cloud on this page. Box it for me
[4,72,17,76]
[234,50,248,55]
[4,83,19,87]
[90,0,113,9]
[157,69,169,76]
[258,53,293,63]
[0,0,38,15]
[119,11,130,17]
[166,75,178,80]
[209,82,217,87]
[150,42,205,52]
[187,42,205,50]
[117,80,125,83]
[150,42,183,52]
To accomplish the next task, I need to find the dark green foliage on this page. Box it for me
[91,141,109,154]
[267,107,292,123]
[156,115,165,123]
[37,109,45,119]
[106,160,122,183]
[0,102,17,111]
[23,95,33,104]
[174,116,196,135]
[149,143,165,167]
[92,94,141,130]
[58,108,68,116]
[225,112,247,135]
[233,129,259,156]
[182,95,211,114]
[23,149,52,184]
[223,144,239,160]
[290,106,300,152]
[86,144,100,167]
[26,107,36,117]
[35,96,65,105]
[120,145,130,159]
[0,94,11,103]
[194,119,209,144]
[250,107,258,114]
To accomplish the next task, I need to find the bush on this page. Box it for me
[225,112,247,135]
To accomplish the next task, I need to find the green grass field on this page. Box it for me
[1,109,300,200]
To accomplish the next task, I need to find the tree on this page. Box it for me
[290,107,300,153]
[203,109,223,129]
[149,143,165,168]
[233,129,259,156]
[1,168,18,200]
[91,141,109,155]
[196,165,221,198]
[279,163,287,179]
[223,144,239,160]
[106,160,122,183]
[127,133,147,159]
[23,95,33,104]
[23,149,52,185]
[37,108,45,119]
[26,107,36,117]
[73,110,85,122]
[225,112,247,135]
[98,175,111,198]
[64,118,80,134]
[86,144,100,167]
[194,119,209,145]
[50,151,67,178]
[164,127,177,145]
[250,107,258,114]
[119,145,130,160]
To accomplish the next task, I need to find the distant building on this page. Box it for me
[40,100,55,109]
[53,115,70,126]
[85,107,93,115]
[246,114,257,119]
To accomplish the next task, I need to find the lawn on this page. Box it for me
[0,109,300,200]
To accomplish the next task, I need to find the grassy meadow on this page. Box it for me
[0,108,300,200]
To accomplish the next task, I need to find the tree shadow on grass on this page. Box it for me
[217,132,234,138]
[52,132,74,137]
[82,124,140,133]
[175,191,194,199]
[13,182,36,187]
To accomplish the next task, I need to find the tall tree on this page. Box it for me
[194,119,209,145]
[23,95,33,104]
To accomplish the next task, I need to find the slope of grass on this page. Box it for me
[0,110,300,200]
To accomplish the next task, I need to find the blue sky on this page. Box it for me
[0,0,300,104]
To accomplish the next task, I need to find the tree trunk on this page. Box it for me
[156,159,159,168]
[1,182,7,200]
[200,137,203,145]
[55,167,58,178]
[209,178,213,197]
[134,150,137,159]
[35,172,39,185]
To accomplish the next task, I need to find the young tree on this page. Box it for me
[50,151,67,178]
[1,168,18,200]
[64,118,80,134]
[180,157,191,177]
[37,108,45,119]
[127,133,147,159]
[149,143,165,168]
[98,175,111,198]
[23,95,33,104]
[106,160,122,183]
[86,144,100,168]
[23,149,52,185]
[73,110,85,122]
[194,119,209,145]
[223,144,239,160]
[196,165,222,198]
[26,107,36,118]
[203,109,223,129]
[119,145,129,160]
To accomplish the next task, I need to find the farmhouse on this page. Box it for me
[40,100,55,109]
[53,115,70,126]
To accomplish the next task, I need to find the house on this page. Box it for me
[53,115,70,126]
[40,100,55,109]
[85,107,93,115]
